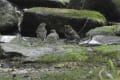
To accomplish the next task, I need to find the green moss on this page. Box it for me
[87,25,120,36]
[40,68,120,80]
[38,45,88,63]
[85,45,120,66]
[94,45,120,59]
[0,68,119,80]
[27,7,107,24]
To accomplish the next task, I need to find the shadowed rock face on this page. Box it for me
[8,0,69,8]
[68,0,120,21]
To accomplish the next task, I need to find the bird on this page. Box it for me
[46,29,59,43]
[36,23,47,41]
[64,25,80,42]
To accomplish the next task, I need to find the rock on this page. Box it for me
[92,35,120,45]
[79,35,120,46]
[0,0,18,33]
[21,7,106,37]
[8,0,70,8]
[0,36,65,61]
[0,35,16,43]
[79,37,102,46]
[68,0,120,21]
[86,25,120,37]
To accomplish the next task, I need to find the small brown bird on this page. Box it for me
[64,25,80,42]
[36,23,47,41]
[46,29,59,43]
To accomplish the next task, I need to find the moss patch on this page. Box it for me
[27,7,106,24]
[94,45,120,59]
[38,45,88,63]
[85,45,120,67]
[40,68,120,80]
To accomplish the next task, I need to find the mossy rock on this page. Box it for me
[21,7,106,37]
[86,25,120,36]
[0,0,18,32]
[68,0,120,21]
[8,0,70,8]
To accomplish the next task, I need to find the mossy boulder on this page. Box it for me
[21,7,106,37]
[8,0,70,8]
[87,25,120,37]
[68,0,120,21]
[0,0,18,33]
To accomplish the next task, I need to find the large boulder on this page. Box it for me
[8,0,70,8]
[21,7,106,37]
[68,0,120,21]
[86,25,120,37]
[0,0,18,33]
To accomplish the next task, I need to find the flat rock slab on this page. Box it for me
[79,35,120,46]
[1,43,65,61]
